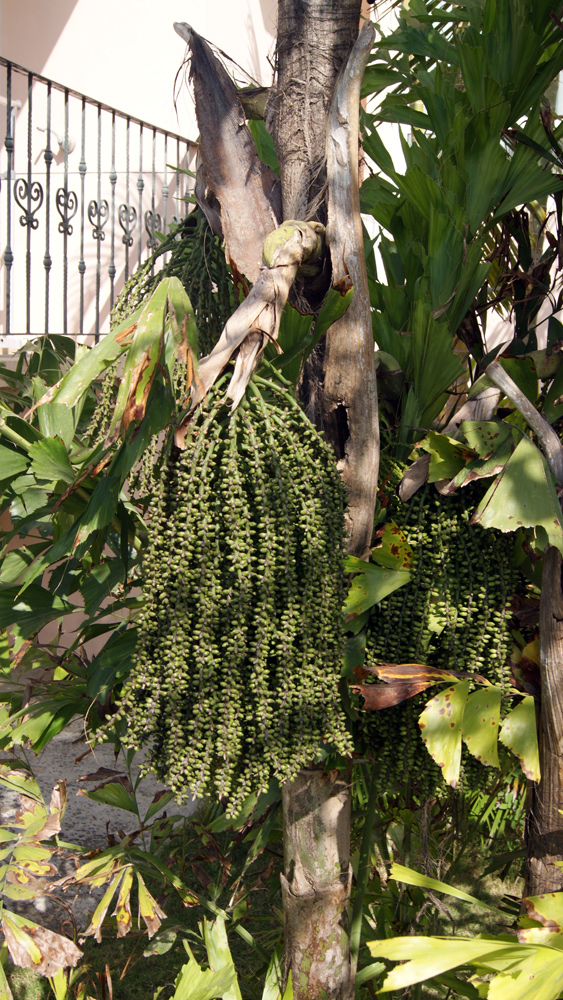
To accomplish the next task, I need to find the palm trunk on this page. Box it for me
[526,546,563,894]
[281,767,353,999]
[181,4,378,991]
[278,11,378,997]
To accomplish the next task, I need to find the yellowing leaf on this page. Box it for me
[390,864,506,915]
[82,871,124,943]
[462,687,501,768]
[367,936,522,994]
[113,865,134,938]
[170,942,236,1000]
[137,873,167,939]
[2,883,36,901]
[13,845,52,863]
[61,845,125,888]
[203,915,243,1000]
[487,948,563,1000]
[0,767,42,802]
[419,681,469,788]
[499,696,540,782]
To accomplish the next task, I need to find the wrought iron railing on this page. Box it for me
[0,57,197,341]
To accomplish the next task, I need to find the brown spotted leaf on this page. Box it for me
[516,894,563,946]
[2,909,82,976]
[419,682,470,788]
[8,853,58,882]
[522,893,563,932]
[371,521,413,570]
[443,428,515,494]
[419,430,474,483]
[460,420,513,460]
[499,696,540,781]
[13,781,65,842]
[462,687,501,768]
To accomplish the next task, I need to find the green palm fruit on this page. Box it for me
[360,459,519,795]
[117,373,352,814]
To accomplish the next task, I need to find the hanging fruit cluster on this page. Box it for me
[360,463,519,794]
[116,375,352,813]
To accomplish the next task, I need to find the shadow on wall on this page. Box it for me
[1,0,81,73]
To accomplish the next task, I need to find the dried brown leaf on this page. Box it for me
[398,454,431,501]
[77,768,127,784]
[2,911,82,976]
[352,679,438,710]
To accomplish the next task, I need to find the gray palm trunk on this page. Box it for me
[178,1,379,994]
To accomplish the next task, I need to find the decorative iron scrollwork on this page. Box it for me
[145,209,163,251]
[56,187,78,235]
[14,178,44,229]
[118,203,136,247]
[88,198,109,241]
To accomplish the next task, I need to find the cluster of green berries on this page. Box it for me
[361,461,518,795]
[117,375,352,814]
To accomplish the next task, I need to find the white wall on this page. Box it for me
[1,0,277,135]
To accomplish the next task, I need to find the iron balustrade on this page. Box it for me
[0,57,197,341]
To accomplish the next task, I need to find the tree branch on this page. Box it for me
[486,359,563,485]
[321,20,379,559]
[174,22,281,284]
[186,221,324,414]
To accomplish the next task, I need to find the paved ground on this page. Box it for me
[1,720,198,932]
[31,719,198,848]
